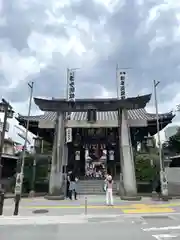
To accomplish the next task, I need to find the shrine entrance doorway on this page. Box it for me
[66,127,121,179]
[85,144,107,180]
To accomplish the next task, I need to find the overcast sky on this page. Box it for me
[1,0,180,143]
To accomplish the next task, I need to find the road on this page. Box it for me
[3,195,180,216]
[1,214,180,239]
[1,196,180,239]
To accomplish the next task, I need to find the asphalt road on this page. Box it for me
[2,197,180,239]
[0,217,152,240]
[1,214,180,239]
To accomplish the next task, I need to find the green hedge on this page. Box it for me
[22,154,50,193]
[135,153,158,181]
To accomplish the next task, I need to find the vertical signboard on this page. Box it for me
[119,71,126,99]
[66,68,75,143]
[66,127,72,143]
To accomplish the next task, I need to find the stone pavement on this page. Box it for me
[2,195,180,216]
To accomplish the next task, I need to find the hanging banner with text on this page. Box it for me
[68,69,75,101]
[119,71,126,99]
[66,68,75,143]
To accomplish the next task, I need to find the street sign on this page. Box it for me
[15,173,23,195]
[160,171,168,197]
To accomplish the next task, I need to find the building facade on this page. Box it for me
[17,94,174,197]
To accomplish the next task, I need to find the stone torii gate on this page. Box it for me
[34,94,151,199]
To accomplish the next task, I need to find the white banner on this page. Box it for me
[75,151,80,161]
[66,68,75,143]
[119,71,126,99]
[109,150,114,161]
[66,128,72,143]
[68,69,75,101]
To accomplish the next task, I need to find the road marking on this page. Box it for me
[0,216,88,225]
[143,225,180,231]
[24,205,123,209]
[0,214,121,225]
[123,208,174,214]
[14,203,180,209]
[152,234,179,239]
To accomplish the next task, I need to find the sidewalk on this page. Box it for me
[2,196,180,216]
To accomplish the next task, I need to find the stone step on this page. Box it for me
[76,180,118,194]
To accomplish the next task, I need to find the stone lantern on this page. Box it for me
[145,133,154,148]
[34,136,42,154]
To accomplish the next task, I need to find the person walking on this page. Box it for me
[105,174,114,206]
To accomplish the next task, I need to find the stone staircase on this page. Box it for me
[77,180,118,195]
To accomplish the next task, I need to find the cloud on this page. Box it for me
[0,0,180,140]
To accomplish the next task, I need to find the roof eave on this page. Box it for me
[34,94,152,112]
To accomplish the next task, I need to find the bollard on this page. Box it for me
[13,194,20,216]
[0,191,4,215]
[84,197,87,215]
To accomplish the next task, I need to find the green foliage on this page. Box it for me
[42,141,52,154]
[135,153,158,181]
[22,154,51,192]
[167,127,180,153]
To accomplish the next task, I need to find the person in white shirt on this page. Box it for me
[104,174,114,206]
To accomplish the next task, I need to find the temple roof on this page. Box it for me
[17,108,174,122]
[34,94,152,112]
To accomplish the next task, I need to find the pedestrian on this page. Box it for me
[69,171,78,200]
[66,171,71,199]
[104,174,114,206]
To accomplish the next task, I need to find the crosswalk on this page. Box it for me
[142,225,180,239]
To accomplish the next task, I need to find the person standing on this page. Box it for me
[69,171,78,200]
[66,171,71,199]
[105,174,114,206]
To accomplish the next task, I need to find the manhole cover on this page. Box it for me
[33,209,49,214]
[142,215,171,220]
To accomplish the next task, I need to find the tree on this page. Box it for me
[135,153,158,181]
[167,127,180,153]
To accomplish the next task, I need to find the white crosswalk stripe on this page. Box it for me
[142,225,180,239]
[152,234,179,239]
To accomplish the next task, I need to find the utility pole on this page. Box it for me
[0,99,14,215]
[14,82,34,215]
[21,82,34,174]
[153,80,168,200]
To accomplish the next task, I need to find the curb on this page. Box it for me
[44,195,65,200]
[4,193,47,199]
[120,196,142,201]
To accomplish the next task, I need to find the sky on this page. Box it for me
[1,0,180,144]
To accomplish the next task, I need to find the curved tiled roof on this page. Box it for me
[16,114,44,122]
[16,109,174,122]
[34,94,152,112]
